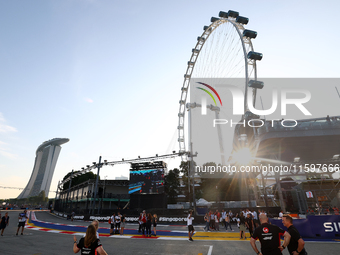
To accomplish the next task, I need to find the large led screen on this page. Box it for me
[129,168,165,194]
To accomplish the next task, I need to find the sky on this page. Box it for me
[1,0,340,199]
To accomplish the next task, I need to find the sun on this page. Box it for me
[232,147,253,165]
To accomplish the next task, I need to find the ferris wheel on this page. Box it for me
[178,10,263,161]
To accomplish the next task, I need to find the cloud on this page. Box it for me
[0,112,17,133]
[84,98,94,103]
[0,141,17,159]
[0,150,17,160]
[0,124,17,133]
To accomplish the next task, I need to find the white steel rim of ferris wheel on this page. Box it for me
[177,10,263,161]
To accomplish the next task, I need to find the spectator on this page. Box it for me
[204,213,210,232]
[141,210,147,236]
[225,213,233,231]
[253,209,259,228]
[152,214,157,236]
[187,210,195,242]
[209,210,215,230]
[73,224,108,255]
[0,212,9,236]
[109,213,115,235]
[250,213,290,255]
[214,212,220,231]
[238,212,247,240]
[146,213,152,237]
[90,220,100,238]
[120,214,126,236]
[246,213,254,236]
[16,209,28,236]
[279,210,283,218]
[221,209,226,228]
[138,213,143,233]
[115,212,121,234]
[281,215,307,255]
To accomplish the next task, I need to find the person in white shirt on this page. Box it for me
[187,210,194,242]
[279,210,283,218]
[221,209,227,229]
[16,210,28,236]
[115,212,121,233]
[109,213,115,235]
[84,220,100,238]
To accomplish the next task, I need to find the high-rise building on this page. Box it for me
[17,138,69,199]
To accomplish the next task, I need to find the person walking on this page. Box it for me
[187,210,195,242]
[246,213,254,236]
[73,224,108,255]
[16,209,28,236]
[225,213,233,231]
[204,213,210,231]
[281,215,307,255]
[238,212,247,239]
[221,209,227,229]
[250,213,291,255]
[0,212,9,236]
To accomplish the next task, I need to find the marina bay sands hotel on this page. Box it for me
[17,138,69,199]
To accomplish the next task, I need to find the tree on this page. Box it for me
[179,161,190,200]
[165,168,180,204]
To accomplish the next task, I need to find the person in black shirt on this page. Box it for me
[281,215,307,255]
[237,212,247,239]
[246,213,254,236]
[0,212,9,236]
[250,213,291,255]
[73,224,108,255]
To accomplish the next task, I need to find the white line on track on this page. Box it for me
[207,245,213,255]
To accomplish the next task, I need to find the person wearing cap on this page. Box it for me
[250,213,291,255]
